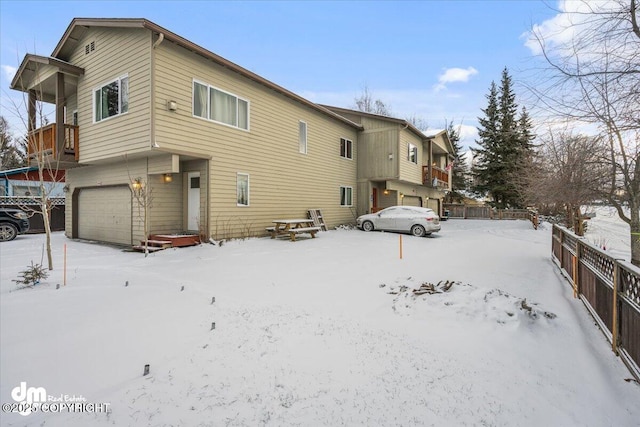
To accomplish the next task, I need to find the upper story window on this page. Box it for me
[408,143,418,164]
[94,75,128,123]
[299,121,308,154]
[193,81,249,130]
[340,138,353,159]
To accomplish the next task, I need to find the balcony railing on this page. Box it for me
[422,166,449,189]
[28,124,79,161]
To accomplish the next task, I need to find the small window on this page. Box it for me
[340,186,353,207]
[299,121,307,154]
[190,177,200,189]
[237,173,249,206]
[94,75,129,122]
[340,138,353,159]
[408,143,418,164]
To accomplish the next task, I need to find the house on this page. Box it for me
[10,18,454,246]
[0,166,65,198]
[321,107,454,215]
[0,166,66,232]
[10,18,363,245]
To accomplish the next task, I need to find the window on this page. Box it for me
[237,173,249,206]
[94,75,128,122]
[340,138,353,159]
[193,81,249,130]
[408,143,418,164]
[299,121,307,154]
[340,186,353,207]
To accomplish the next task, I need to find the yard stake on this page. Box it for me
[63,244,67,286]
[399,234,403,259]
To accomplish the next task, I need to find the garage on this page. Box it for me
[78,186,132,245]
[402,195,422,207]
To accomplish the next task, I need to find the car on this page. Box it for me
[0,208,30,242]
[357,206,441,237]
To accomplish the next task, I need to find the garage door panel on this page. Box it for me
[403,196,422,207]
[78,187,132,245]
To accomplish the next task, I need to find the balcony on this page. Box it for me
[422,166,450,190]
[28,123,79,167]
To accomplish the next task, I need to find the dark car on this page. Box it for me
[0,208,30,241]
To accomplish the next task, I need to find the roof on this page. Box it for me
[0,167,40,177]
[320,105,431,141]
[51,18,363,131]
[10,54,84,93]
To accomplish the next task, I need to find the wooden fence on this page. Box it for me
[443,204,539,228]
[552,224,640,382]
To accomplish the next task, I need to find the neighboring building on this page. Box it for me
[0,167,66,232]
[0,167,65,198]
[10,18,454,246]
[322,107,454,215]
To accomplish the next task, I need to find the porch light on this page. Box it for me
[163,173,173,183]
[132,178,142,191]
[383,189,390,196]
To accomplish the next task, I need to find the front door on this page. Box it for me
[187,172,200,231]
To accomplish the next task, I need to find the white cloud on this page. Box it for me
[434,67,478,92]
[523,0,622,55]
[1,65,17,81]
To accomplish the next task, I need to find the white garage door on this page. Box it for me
[78,186,132,245]
[402,195,422,207]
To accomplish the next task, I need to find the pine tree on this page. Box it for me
[473,68,534,208]
[445,121,469,202]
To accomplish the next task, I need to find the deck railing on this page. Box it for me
[552,224,640,382]
[28,124,79,161]
[422,166,449,189]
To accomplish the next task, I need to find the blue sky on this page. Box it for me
[0,0,558,149]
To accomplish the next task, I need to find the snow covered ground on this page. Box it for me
[583,205,632,261]
[1,219,639,426]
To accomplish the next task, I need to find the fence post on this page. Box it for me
[612,262,620,355]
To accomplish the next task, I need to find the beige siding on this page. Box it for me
[398,131,424,184]
[357,128,399,180]
[66,156,183,243]
[153,40,359,237]
[67,27,152,163]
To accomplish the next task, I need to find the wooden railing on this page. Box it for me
[422,166,449,189]
[552,224,640,382]
[28,124,79,161]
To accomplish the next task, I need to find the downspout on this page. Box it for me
[150,32,164,149]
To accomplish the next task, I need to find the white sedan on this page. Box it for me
[356,206,441,237]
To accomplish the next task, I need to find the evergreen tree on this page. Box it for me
[472,68,534,208]
[445,120,469,203]
[0,117,26,170]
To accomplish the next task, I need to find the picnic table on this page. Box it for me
[267,219,321,241]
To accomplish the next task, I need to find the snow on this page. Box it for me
[1,219,639,426]
[583,205,632,261]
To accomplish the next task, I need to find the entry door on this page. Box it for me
[187,172,200,231]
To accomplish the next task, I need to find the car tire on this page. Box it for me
[0,223,18,242]
[411,225,426,237]
[362,221,375,232]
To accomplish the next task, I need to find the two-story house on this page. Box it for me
[11,18,362,245]
[10,18,454,246]
[322,107,454,216]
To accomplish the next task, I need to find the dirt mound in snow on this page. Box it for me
[381,278,557,325]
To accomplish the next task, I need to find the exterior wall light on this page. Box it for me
[132,178,142,191]
[167,100,177,111]
[163,173,173,183]
[383,189,390,196]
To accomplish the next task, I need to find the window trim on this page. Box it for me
[299,120,308,154]
[340,186,353,207]
[192,79,250,131]
[408,143,418,164]
[92,74,129,124]
[236,172,250,207]
[340,137,353,160]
